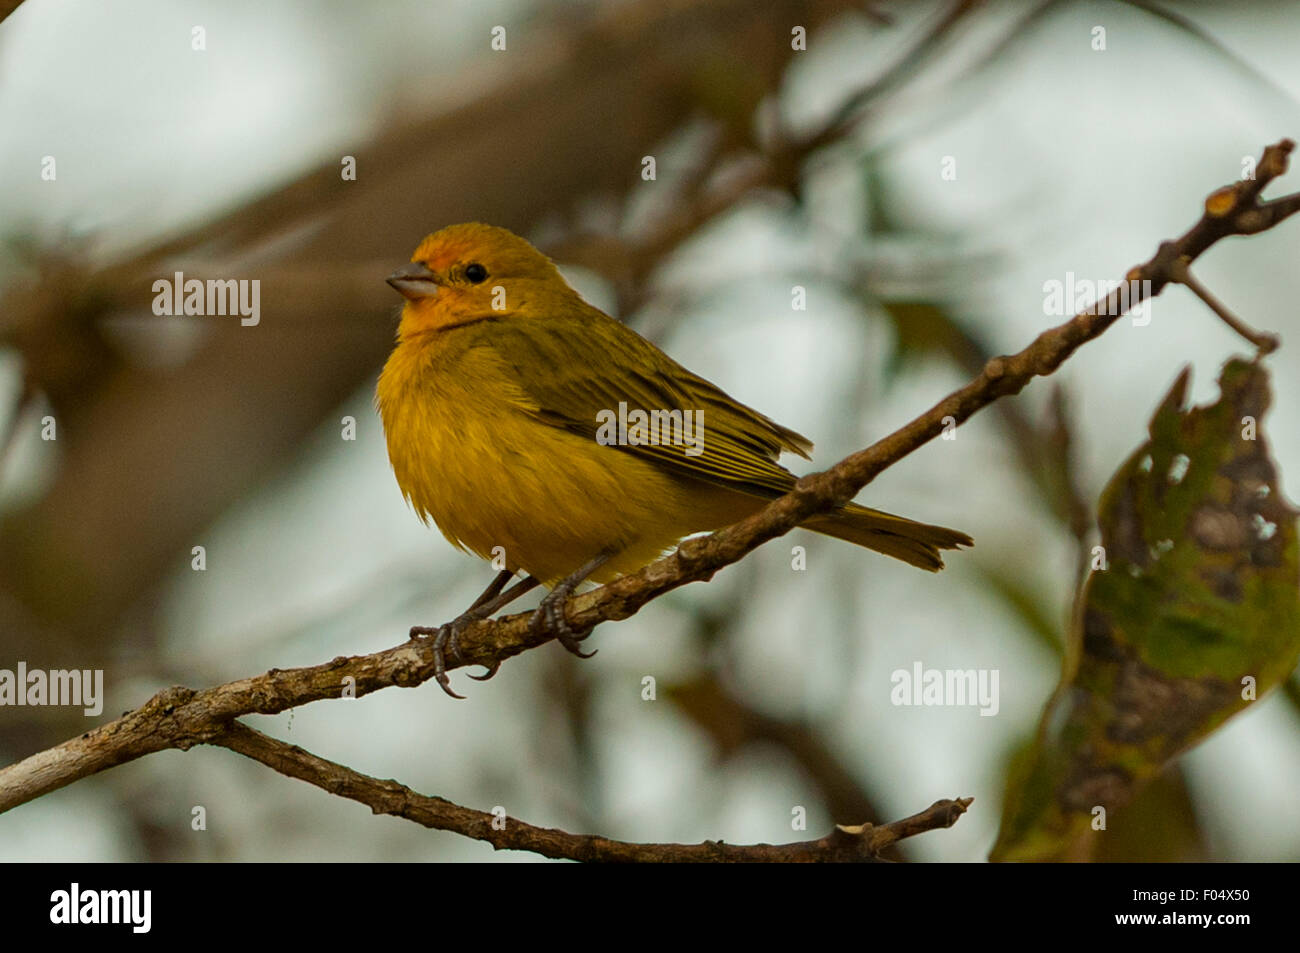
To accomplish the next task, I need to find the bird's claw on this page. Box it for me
[409,615,497,699]
[467,660,502,681]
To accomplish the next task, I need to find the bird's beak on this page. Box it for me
[386,262,440,300]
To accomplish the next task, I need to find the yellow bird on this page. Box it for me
[378,223,970,696]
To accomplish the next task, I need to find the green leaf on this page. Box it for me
[991,358,1300,862]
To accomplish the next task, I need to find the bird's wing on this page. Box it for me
[461,309,813,499]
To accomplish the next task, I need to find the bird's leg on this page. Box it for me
[449,574,541,680]
[529,550,616,659]
[411,570,540,698]
[466,568,514,612]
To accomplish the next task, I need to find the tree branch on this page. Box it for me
[211,720,968,862]
[2,142,1297,837]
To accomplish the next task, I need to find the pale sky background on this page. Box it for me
[2,0,1299,861]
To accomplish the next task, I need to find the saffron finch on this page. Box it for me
[378,223,970,696]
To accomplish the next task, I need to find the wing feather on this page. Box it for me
[455,308,812,500]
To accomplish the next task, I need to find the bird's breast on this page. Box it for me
[377,338,694,584]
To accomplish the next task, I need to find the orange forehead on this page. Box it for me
[410,222,535,271]
[412,234,475,270]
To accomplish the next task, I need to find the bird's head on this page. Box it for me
[387,223,572,336]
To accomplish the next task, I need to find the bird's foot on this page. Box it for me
[410,609,500,699]
[529,583,598,659]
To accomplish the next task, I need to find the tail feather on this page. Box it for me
[802,503,972,572]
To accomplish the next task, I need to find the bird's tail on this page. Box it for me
[802,503,972,572]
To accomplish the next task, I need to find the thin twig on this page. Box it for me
[212,721,968,862]
[1167,257,1280,354]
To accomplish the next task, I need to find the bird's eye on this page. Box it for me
[464,263,488,284]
